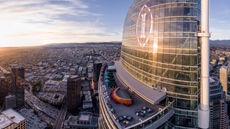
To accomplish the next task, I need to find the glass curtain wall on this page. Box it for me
[121,0,201,128]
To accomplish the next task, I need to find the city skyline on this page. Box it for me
[0,0,230,128]
[0,0,229,47]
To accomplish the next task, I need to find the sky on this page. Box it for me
[210,0,230,40]
[0,0,229,47]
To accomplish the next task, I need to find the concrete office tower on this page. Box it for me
[12,67,25,108]
[67,75,82,113]
[0,76,9,108]
[220,66,228,96]
[5,95,16,109]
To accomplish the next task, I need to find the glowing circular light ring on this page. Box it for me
[136,5,153,47]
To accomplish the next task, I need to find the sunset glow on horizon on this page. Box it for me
[0,0,229,47]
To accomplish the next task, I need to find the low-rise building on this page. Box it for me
[0,109,26,129]
[19,108,47,129]
[64,112,98,129]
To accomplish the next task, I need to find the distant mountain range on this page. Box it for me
[43,41,122,48]
[43,40,230,48]
[210,40,230,46]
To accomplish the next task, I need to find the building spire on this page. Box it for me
[198,0,210,128]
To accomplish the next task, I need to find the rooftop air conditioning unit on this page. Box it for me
[161,88,167,92]
[157,86,161,92]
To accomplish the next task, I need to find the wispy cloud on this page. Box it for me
[210,10,230,40]
[0,0,118,47]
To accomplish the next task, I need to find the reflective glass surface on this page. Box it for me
[121,0,201,128]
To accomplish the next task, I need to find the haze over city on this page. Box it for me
[0,0,230,129]
[0,0,229,47]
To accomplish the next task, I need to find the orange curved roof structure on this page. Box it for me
[111,87,132,106]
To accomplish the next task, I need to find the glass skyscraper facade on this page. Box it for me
[121,0,201,128]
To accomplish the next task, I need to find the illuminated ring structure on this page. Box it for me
[110,87,132,106]
[136,5,153,47]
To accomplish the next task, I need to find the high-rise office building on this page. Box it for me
[220,66,228,96]
[93,63,102,83]
[12,67,25,79]
[0,76,9,108]
[67,75,82,113]
[121,0,201,128]
[99,0,211,129]
[219,100,228,129]
[209,77,228,129]
[92,63,102,94]
[12,67,25,108]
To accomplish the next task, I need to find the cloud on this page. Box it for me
[0,0,117,47]
[210,13,230,40]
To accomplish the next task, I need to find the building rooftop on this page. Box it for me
[65,112,98,128]
[69,75,81,81]
[102,85,162,128]
[79,114,90,121]
[100,64,172,128]
[0,114,12,129]
[108,65,116,71]
[0,109,25,129]
[2,109,25,124]
[220,65,228,70]
[19,108,47,129]
[115,61,166,104]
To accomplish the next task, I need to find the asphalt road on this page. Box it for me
[53,100,67,129]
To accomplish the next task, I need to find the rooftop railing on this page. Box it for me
[98,64,175,129]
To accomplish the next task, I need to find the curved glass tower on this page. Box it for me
[121,0,201,128]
